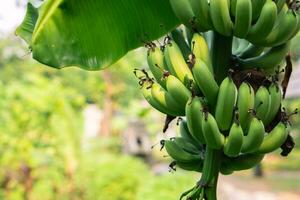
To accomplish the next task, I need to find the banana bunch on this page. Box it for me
[169,0,300,46]
[135,29,297,199]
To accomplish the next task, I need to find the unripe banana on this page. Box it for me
[238,44,265,58]
[237,42,291,70]
[247,0,277,43]
[165,75,191,108]
[223,153,265,171]
[274,0,286,13]
[164,140,202,163]
[192,58,219,107]
[190,0,213,31]
[141,81,173,116]
[257,9,298,47]
[176,160,203,172]
[223,122,244,157]
[172,137,201,155]
[164,41,195,87]
[265,83,282,126]
[186,97,206,145]
[171,28,191,60]
[255,86,271,124]
[210,0,234,36]
[251,0,267,21]
[220,161,234,175]
[151,83,185,116]
[215,77,238,131]
[147,47,167,89]
[169,0,194,27]
[255,122,288,154]
[233,0,252,38]
[202,112,225,149]
[241,117,265,153]
[237,82,255,131]
[191,33,213,73]
[179,120,202,147]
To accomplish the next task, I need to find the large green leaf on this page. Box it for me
[16,0,179,70]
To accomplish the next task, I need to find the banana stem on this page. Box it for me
[210,32,233,84]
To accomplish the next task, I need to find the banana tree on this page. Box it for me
[17,0,300,199]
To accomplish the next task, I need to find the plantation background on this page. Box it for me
[0,1,300,200]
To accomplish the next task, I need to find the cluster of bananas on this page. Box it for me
[170,0,300,45]
[135,29,297,198]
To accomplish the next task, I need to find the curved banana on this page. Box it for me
[233,0,252,38]
[223,153,265,171]
[255,86,271,124]
[164,140,202,163]
[172,137,201,155]
[164,41,195,87]
[257,9,298,47]
[151,83,185,116]
[202,112,225,149]
[247,0,278,43]
[237,82,255,131]
[179,120,201,147]
[169,0,194,27]
[186,97,206,145]
[238,43,265,58]
[191,33,213,73]
[241,117,265,153]
[141,81,173,116]
[223,121,244,157]
[176,160,203,172]
[215,77,238,131]
[237,42,291,70]
[265,83,282,125]
[147,47,167,89]
[192,58,219,107]
[171,28,191,60]
[274,0,286,13]
[165,75,191,108]
[255,122,288,154]
[251,0,267,21]
[210,0,234,36]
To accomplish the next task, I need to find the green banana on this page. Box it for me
[210,0,234,36]
[171,28,191,60]
[151,82,185,116]
[247,0,278,43]
[141,81,173,116]
[169,0,194,27]
[223,153,265,171]
[238,44,265,58]
[186,97,206,145]
[147,47,167,89]
[172,137,201,155]
[220,161,234,175]
[202,112,225,149]
[237,42,291,70]
[223,121,244,157]
[233,0,252,38]
[255,122,288,154]
[255,86,271,124]
[164,140,202,163]
[265,83,282,125]
[274,0,286,13]
[190,0,213,31]
[251,0,267,21]
[176,160,203,172]
[237,82,255,131]
[164,41,195,87]
[215,77,238,131]
[192,58,219,108]
[179,120,202,147]
[191,33,213,73]
[257,9,298,47]
[241,117,265,153]
[165,75,191,108]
